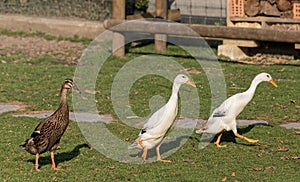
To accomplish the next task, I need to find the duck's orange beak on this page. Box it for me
[269,79,278,88]
[186,80,196,88]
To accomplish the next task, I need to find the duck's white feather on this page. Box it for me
[129,74,195,150]
[197,72,277,135]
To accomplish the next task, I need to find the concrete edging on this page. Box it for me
[0,14,105,38]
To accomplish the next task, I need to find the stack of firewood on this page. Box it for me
[245,0,294,18]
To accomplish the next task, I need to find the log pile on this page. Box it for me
[270,23,300,30]
[244,0,293,18]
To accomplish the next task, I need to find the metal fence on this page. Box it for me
[148,0,227,25]
[176,0,227,25]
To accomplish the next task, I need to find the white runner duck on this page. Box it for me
[129,74,196,162]
[196,72,277,147]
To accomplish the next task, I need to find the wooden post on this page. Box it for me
[155,0,167,52]
[112,0,125,57]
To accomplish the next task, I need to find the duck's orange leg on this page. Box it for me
[156,145,171,163]
[138,138,148,161]
[35,153,40,172]
[214,133,227,148]
[235,133,259,143]
[50,152,59,170]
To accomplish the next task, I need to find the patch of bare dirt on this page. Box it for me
[239,54,300,65]
[1,34,299,66]
[0,35,85,65]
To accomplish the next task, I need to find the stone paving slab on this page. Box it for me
[6,105,299,130]
[174,118,269,129]
[14,111,113,124]
[0,104,21,114]
[279,123,300,129]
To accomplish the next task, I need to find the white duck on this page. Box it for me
[196,72,277,147]
[129,74,196,162]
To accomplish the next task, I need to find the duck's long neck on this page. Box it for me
[168,83,180,104]
[244,78,261,101]
[57,88,69,114]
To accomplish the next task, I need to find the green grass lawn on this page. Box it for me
[0,35,299,181]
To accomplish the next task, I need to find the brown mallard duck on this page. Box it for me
[20,79,80,172]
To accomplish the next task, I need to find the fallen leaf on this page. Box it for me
[55,93,59,97]
[291,156,300,160]
[277,67,285,73]
[277,147,289,152]
[221,176,227,182]
[185,67,202,75]
[84,89,101,95]
[106,95,110,100]
[231,172,236,177]
[126,116,140,119]
[293,131,300,135]
[280,156,300,160]
[108,166,115,170]
[280,156,290,160]
[124,138,129,141]
[257,152,263,157]
[266,166,275,170]
[183,159,193,163]
[290,100,296,104]
[249,168,263,171]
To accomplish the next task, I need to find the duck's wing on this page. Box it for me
[211,98,232,119]
[32,116,54,136]
[201,97,233,130]
[142,105,168,131]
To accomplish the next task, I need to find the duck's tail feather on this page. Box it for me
[19,143,26,149]
[19,138,33,150]
[128,139,142,150]
[195,125,208,134]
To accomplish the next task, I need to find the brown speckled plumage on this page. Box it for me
[20,79,79,171]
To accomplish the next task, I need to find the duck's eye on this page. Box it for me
[266,75,270,78]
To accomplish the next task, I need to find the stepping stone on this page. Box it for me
[0,103,21,114]
[280,123,300,130]
[14,111,113,123]
[174,118,268,129]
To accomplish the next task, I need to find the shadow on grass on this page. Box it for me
[26,143,90,169]
[194,123,270,147]
[130,135,190,160]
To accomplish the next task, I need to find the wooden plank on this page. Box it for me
[103,19,300,43]
[230,16,300,23]
[155,0,168,52]
[112,0,125,57]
